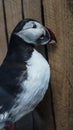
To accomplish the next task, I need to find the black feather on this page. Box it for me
[0,32,34,117]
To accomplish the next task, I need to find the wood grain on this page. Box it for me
[23,0,42,21]
[4,0,22,39]
[0,0,7,64]
[43,0,73,130]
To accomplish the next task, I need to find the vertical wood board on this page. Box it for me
[0,0,7,64]
[4,0,22,39]
[43,0,73,130]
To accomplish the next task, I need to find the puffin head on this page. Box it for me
[12,19,57,46]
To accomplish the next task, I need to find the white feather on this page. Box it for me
[10,49,50,122]
[0,112,8,129]
[0,112,8,121]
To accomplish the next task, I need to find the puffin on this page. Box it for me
[0,19,56,130]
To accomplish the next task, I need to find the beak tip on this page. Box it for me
[47,28,57,44]
[49,39,57,44]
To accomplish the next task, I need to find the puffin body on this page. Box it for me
[10,49,50,122]
[0,19,56,129]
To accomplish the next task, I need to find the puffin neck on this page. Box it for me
[5,35,34,63]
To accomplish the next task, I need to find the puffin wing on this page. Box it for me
[0,86,14,122]
[0,63,27,121]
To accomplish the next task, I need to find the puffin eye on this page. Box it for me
[33,23,37,28]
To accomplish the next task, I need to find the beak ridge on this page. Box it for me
[47,28,57,44]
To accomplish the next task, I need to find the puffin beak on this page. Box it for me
[47,28,57,44]
[38,27,57,45]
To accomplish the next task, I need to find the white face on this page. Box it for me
[16,21,49,45]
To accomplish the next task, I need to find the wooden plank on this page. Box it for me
[43,0,73,130]
[0,0,7,64]
[23,0,42,21]
[4,0,22,39]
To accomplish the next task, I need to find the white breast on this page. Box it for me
[24,49,50,95]
[20,49,50,112]
[11,49,50,122]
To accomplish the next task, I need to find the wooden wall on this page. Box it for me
[43,0,73,130]
[0,0,73,130]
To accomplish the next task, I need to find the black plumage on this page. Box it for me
[0,19,56,130]
[0,36,34,112]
